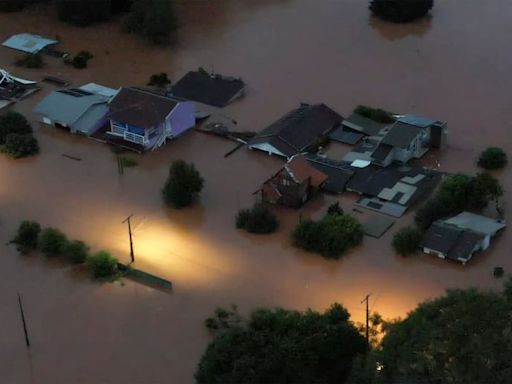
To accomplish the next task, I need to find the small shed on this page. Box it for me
[2,33,58,54]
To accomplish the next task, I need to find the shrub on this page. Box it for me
[148,72,171,88]
[327,201,344,216]
[39,228,68,257]
[64,240,89,264]
[124,0,178,45]
[478,147,507,170]
[57,0,111,26]
[236,204,279,234]
[15,52,43,68]
[292,213,363,259]
[13,220,41,254]
[3,133,39,158]
[162,160,204,208]
[0,111,32,145]
[86,250,119,278]
[392,226,423,256]
[65,51,94,69]
[354,105,395,124]
[369,0,434,23]
[494,267,505,278]
[119,156,138,167]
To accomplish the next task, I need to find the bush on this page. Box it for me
[65,51,94,69]
[13,220,41,254]
[494,267,505,278]
[370,0,434,23]
[292,213,363,259]
[148,72,171,88]
[15,53,44,68]
[162,160,204,208]
[3,134,39,158]
[64,240,89,264]
[354,105,395,124]
[119,156,138,167]
[327,201,344,216]
[124,0,178,45]
[57,0,111,26]
[236,204,279,234]
[196,304,366,384]
[0,111,32,145]
[39,228,68,257]
[478,147,507,170]
[86,250,119,278]
[392,226,423,256]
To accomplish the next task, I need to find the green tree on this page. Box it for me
[148,72,171,88]
[0,111,32,145]
[478,147,507,170]
[369,0,434,23]
[13,220,41,254]
[86,250,118,278]
[292,213,363,259]
[196,303,366,384]
[236,204,279,234]
[354,105,395,124]
[392,226,423,256]
[64,240,89,264]
[374,288,512,384]
[38,228,68,257]
[3,134,39,158]
[162,160,204,208]
[124,0,178,45]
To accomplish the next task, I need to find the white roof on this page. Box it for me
[2,33,58,54]
[443,212,506,236]
[350,159,371,168]
[79,83,119,98]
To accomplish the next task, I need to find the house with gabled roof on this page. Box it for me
[107,87,195,151]
[256,154,328,208]
[248,103,342,159]
[421,212,506,264]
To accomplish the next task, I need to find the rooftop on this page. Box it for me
[342,113,388,136]
[381,121,423,149]
[2,33,58,54]
[285,155,327,187]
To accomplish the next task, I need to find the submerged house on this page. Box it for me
[170,70,245,108]
[107,87,195,151]
[256,155,327,208]
[421,212,506,264]
[34,88,110,135]
[248,103,342,159]
[2,33,58,54]
[371,115,447,167]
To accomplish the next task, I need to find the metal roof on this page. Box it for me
[2,33,58,54]
[79,83,119,98]
[381,121,423,149]
[443,212,506,236]
[397,115,439,128]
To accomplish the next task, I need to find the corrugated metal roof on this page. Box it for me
[443,212,506,236]
[2,33,58,54]
[80,83,119,98]
[398,115,439,128]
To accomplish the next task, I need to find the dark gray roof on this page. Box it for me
[372,143,393,162]
[250,103,342,157]
[170,71,245,107]
[109,87,179,130]
[421,223,462,255]
[329,127,364,144]
[304,155,354,193]
[342,113,386,136]
[447,230,485,262]
[398,115,439,128]
[381,121,423,149]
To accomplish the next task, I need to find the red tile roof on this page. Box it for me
[285,155,327,187]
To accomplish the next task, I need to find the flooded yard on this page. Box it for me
[1,0,512,383]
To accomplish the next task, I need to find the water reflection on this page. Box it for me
[369,15,432,41]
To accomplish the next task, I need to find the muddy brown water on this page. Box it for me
[1,1,512,383]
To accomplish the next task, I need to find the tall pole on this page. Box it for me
[17,292,30,348]
[361,293,372,348]
[122,214,135,263]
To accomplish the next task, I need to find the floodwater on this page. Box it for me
[1,1,512,383]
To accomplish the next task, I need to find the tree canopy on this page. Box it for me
[162,160,204,208]
[369,0,434,23]
[478,147,507,170]
[197,304,367,384]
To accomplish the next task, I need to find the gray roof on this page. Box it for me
[250,103,342,158]
[421,223,462,254]
[304,154,354,193]
[381,121,423,149]
[397,115,439,128]
[35,89,108,129]
[447,230,485,262]
[2,33,58,54]
[372,143,393,162]
[443,212,506,236]
[342,113,386,136]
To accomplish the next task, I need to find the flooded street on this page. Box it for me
[1,0,512,383]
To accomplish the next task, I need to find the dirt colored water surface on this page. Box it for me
[1,1,512,383]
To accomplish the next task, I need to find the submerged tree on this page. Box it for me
[196,304,366,384]
[162,160,204,208]
[369,0,434,23]
[57,0,112,26]
[124,0,179,45]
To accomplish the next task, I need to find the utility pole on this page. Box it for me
[122,214,135,263]
[17,292,30,347]
[361,293,372,348]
